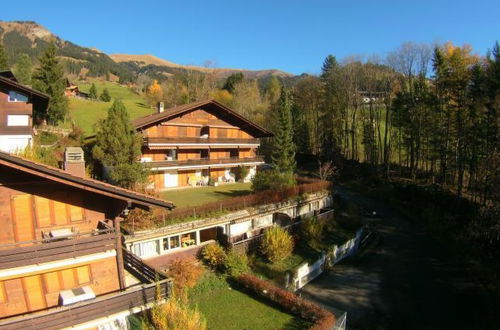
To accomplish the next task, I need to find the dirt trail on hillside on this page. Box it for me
[299,185,496,330]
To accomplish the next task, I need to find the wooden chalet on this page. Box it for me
[64,79,89,98]
[0,150,173,329]
[133,99,273,190]
[0,71,49,153]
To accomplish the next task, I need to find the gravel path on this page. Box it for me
[299,186,495,330]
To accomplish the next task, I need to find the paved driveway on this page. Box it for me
[299,186,497,330]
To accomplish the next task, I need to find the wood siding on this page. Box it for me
[0,166,126,246]
[0,257,119,318]
[0,87,33,135]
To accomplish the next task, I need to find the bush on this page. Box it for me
[236,274,335,329]
[261,226,294,263]
[252,170,296,191]
[167,257,204,298]
[224,250,249,277]
[150,298,207,330]
[301,215,325,251]
[201,243,226,269]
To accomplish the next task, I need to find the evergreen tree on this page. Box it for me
[89,83,98,100]
[223,72,244,93]
[0,43,9,71]
[100,88,111,102]
[13,54,32,85]
[272,89,296,173]
[32,43,68,124]
[92,99,146,188]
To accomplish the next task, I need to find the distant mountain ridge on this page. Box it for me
[0,20,292,82]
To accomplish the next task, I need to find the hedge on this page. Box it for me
[236,273,335,330]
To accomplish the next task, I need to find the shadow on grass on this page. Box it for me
[135,102,151,109]
[212,189,253,197]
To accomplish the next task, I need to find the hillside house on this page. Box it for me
[133,100,273,190]
[0,71,49,153]
[0,149,173,329]
[64,79,89,98]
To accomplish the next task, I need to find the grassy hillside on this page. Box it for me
[67,80,154,134]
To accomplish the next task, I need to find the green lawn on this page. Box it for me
[190,273,309,330]
[161,183,252,208]
[67,80,154,134]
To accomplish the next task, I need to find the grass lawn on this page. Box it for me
[190,272,310,330]
[66,80,154,134]
[160,183,252,208]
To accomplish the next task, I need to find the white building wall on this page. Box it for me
[0,135,32,153]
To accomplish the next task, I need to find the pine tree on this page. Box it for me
[13,54,32,85]
[100,88,111,102]
[92,99,146,188]
[89,83,98,100]
[0,43,9,71]
[32,43,68,124]
[272,89,296,173]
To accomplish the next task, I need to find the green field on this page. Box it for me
[67,80,154,134]
[161,183,252,208]
[190,273,309,330]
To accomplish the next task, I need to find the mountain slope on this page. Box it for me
[0,20,292,82]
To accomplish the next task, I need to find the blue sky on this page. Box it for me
[1,0,498,75]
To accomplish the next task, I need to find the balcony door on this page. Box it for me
[11,194,35,244]
[164,171,178,188]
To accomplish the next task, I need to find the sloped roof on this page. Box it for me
[0,71,49,100]
[133,99,273,138]
[0,151,174,210]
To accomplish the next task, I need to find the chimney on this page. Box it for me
[64,147,86,177]
[157,101,164,113]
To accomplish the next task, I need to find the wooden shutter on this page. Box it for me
[23,275,46,311]
[0,281,5,303]
[53,201,68,225]
[60,269,76,289]
[76,266,91,285]
[34,196,52,228]
[43,272,60,293]
[11,194,35,243]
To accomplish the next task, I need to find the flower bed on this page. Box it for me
[236,273,336,330]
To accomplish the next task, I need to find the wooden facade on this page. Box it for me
[0,72,49,153]
[133,100,272,190]
[0,152,173,322]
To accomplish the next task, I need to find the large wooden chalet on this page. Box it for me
[0,71,49,153]
[0,149,173,329]
[133,100,273,190]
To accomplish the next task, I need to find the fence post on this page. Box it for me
[193,208,196,218]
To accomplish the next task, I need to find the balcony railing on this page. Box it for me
[144,137,260,146]
[0,279,170,330]
[0,228,116,270]
[143,156,265,168]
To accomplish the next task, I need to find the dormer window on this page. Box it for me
[8,91,28,102]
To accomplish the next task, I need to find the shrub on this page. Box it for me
[150,297,207,330]
[201,243,226,269]
[261,226,294,263]
[167,257,204,298]
[125,208,157,231]
[236,274,335,329]
[252,170,296,191]
[224,250,249,277]
[301,215,325,251]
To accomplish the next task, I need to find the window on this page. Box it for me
[7,115,29,126]
[163,238,169,251]
[169,235,180,249]
[133,240,160,258]
[8,91,28,102]
[181,232,196,247]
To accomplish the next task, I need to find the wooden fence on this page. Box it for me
[123,248,168,282]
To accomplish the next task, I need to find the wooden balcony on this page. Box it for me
[143,156,265,169]
[0,279,170,330]
[0,228,116,270]
[144,136,260,148]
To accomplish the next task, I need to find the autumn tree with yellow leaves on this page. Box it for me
[146,80,164,107]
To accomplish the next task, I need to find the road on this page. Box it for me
[299,186,496,330]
